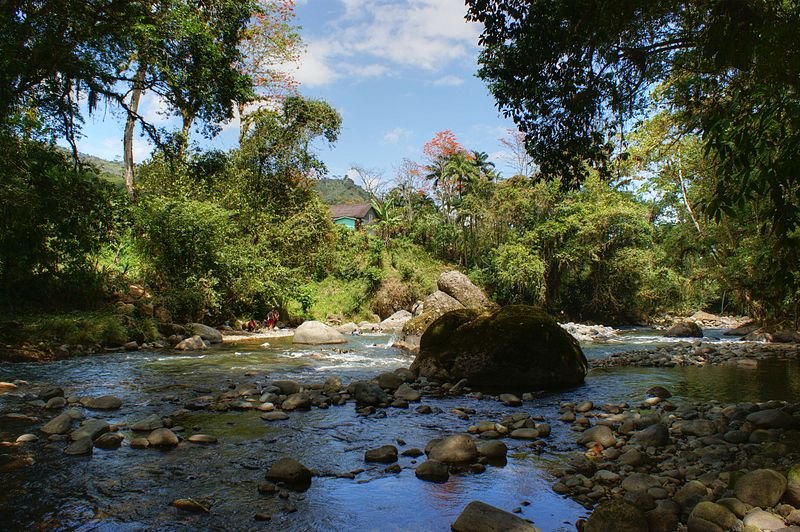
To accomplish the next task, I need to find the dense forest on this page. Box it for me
[0,0,798,351]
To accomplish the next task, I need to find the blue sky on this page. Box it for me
[71,0,519,184]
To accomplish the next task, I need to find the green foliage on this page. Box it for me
[487,242,545,305]
[0,137,123,308]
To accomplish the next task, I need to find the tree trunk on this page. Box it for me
[123,63,147,198]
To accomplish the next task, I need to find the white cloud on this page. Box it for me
[383,127,412,144]
[432,75,465,87]
[299,0,480,86]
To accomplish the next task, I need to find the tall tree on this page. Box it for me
[466,0,800,242]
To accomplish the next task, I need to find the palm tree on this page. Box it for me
[371,198,401,247]
[471,150,499,182]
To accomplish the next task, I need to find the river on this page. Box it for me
[1,328,797,530]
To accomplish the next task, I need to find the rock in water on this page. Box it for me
[687,502,737,532]
[71,419,109,441]
[170,498,210,513]
[64,436,93,455]
[415,460,449,483]
[131,414,163,432]
[410,306,587,391]
[585,499,648,532]
[451,501,540,532]
[187,323,222,344]
[41,413,73,435]
[82,395,122,410]
[281,393,311,411]
[292,321,346,345]
[437,271,494,309]
[176,336,207,351]
[348,381,389,406]
[427,434,478,464]
[94,433,124,449]
[265,457,312,491]
[365,445,398,463]
[665,321,703,338]
[147,428,179,447]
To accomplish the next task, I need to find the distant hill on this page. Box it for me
[314,177,370,205]
[57,147,126,188]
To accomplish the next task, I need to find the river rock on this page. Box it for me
[64,436,93,455]
[410,306,587,391]
[265,457,312,490]
[377,372,404,391]
[785,464,800,506]
[271,380,301,395]
[380,310,413,331]
[424,290,465,315]
[646,500,681,532]
[147,428,179,447]
[82,395,122,410]
[41,413,73,435]
[734,469,787,508]
[675,419,717,437]
[131,414,163,432]
[585,499,648,532]
[348,381,388,406]
[71,419,109,441]
[743,509,786,530]
[16,434,38,443]
[415,460,449,483]
[45,397,66,409]
[665,321,703,338]
[451,500,541,532]
[746,408,799,429]
[499,393,522,406]
[674,480,709,517]
[631,423,670,447]
[577,425,616,448]
[94,432,124,449]
[176,335,207,350]
[510,428,539,440]
[281,393,311,411]
[336,322,358,334]
[170,498,210,513]
[292,321,346,345]
[261,411,289,421]
[39,386,64,400]
[394,383,421,402]
[365,445,398,463]
[646,386,672,399]
[187,323,222,343]
[476,440,507,460]
[438,271,493,309]
[621,473,661,493]
[188,434,217,444]
[687,501,738,532]
[427,434,478,464]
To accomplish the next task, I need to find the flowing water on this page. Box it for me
[1,329,798,530]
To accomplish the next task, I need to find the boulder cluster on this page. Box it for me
[551,388,800,531]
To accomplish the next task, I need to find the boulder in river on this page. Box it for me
[426,434,478,464]
[147,428,179,447]
[265,457,312,491]
[348,381,389,406]
[81,395,122,410]
[176,335,207,351]
[281,393,311,411]
[131,414,163,432]
[665,321,703,338]
[410,306,587,391]
[292,321,346,345]
[187,323,222,344]
[41,413,73,435]
[71,419,109,441]
[687,501,738,532]
[94,432,124,449]
[415,460,449,483]
[64,436,93,455]
[365,445,398,463]
[451,501,540,532]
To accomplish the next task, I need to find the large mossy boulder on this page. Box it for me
[665,321,703,338]
[410,305,587,391]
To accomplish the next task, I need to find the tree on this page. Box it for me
[499,129,536,178]
[466,0,800,242]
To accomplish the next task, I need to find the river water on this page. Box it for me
[1,328,798,530]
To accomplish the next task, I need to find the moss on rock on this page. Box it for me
[410,305,587,391]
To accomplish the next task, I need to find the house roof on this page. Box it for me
[329,203,373,220]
